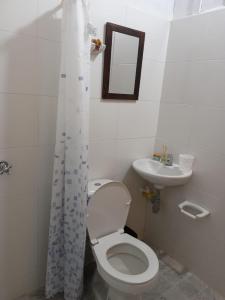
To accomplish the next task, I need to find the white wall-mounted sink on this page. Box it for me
[132,158,192,189]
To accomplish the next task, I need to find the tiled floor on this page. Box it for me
[20,260,225,300]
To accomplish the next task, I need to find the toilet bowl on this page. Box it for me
[87,180,159,300]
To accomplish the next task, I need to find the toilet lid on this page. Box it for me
[87,182,132,241]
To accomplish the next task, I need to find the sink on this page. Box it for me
[132,158,192,189]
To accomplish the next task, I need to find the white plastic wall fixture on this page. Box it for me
[178,201,210,220]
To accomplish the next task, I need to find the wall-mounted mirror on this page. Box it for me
[102,23,145,100]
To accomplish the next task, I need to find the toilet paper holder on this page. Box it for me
[178,201,210,220]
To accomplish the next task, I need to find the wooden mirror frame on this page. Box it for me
[102,22,145,100]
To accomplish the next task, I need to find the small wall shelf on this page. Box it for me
[178,201,210,220]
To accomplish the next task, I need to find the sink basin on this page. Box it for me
[132,158,192,189]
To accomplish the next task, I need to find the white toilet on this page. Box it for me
[87,179,159,300]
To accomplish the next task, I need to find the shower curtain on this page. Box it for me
[46,0,91,299]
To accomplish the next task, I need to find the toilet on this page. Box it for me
[87,179,159,300]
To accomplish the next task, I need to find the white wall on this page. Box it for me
[174,0,225,19]
[89,0,170,238]
[127,0,175,20]
[146,8,225,296]
[0,1,61,299]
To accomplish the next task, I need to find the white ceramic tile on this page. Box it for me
[163,59,225,108]
[156,103,193,150]
[189,106,225,156]
[90,55,103,99]
[36,96,57,145]
[170,10,225,61]
[37,0,62,41]
[89,139,118,180]
[161,61,193,104]
[0,93,37,148]
[89,100,118,140]
[167,14,207,62]
[0,31,37,94]
[117,102,159,139]
[144,33,169,62]
[36,145,55,196]
[187,148,225,202]
[139,60,165,101]
[36,146,54,286]
[127,0,174,20]
[200,9,225,60]
[36,38,60,96]
[0,147,37,198]
[116,137,155,180]
[125,6,168,34]
[0,193,38,299]
[36,189,51,287]
[188,60,225,107]
[89,0,126,40]
[0,0,38,36]
[173,0,200,19]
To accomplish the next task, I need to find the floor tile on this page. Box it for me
[21,259,225,300]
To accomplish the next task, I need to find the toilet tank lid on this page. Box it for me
[88,179,113,197]
[87,181,132,241]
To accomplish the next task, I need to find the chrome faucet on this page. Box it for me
[160,145,173,166]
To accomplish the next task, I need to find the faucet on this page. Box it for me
[160,145,173,166]
[160,144,168,165]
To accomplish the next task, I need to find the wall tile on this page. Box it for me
[36,96,57,146]
[144,33,169,62]
[115,137,155,180]
[139,60,165,101]
[0,193,38,300]
[37,0,62,42]
[36,145,55,197]
[0,31,37,94]
[125,6,169,35]
[167,14,207,62]
[90,0,126,40]
[188,148,225,203]
[0,93,37,148]
[189,106,225,155]
[36,38,60,96]
[161,62,193,104]
[35,145,54,287]
[157,103,193,150]
[90,55,103,99]
[168,10,225,62]
[127,0,174,20]
[0,147,37,199]
[188,60,225,107]
[117,102,159,139]
[89,99,118,140]
[0,0,38,36]
[89,139,118,180]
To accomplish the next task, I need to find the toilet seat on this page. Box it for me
[93,231,159,285]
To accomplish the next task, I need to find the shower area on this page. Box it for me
[0,0,225,299]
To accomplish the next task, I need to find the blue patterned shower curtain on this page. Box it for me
[46,1,91,299]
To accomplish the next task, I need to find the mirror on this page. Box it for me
[102,23,145,100]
